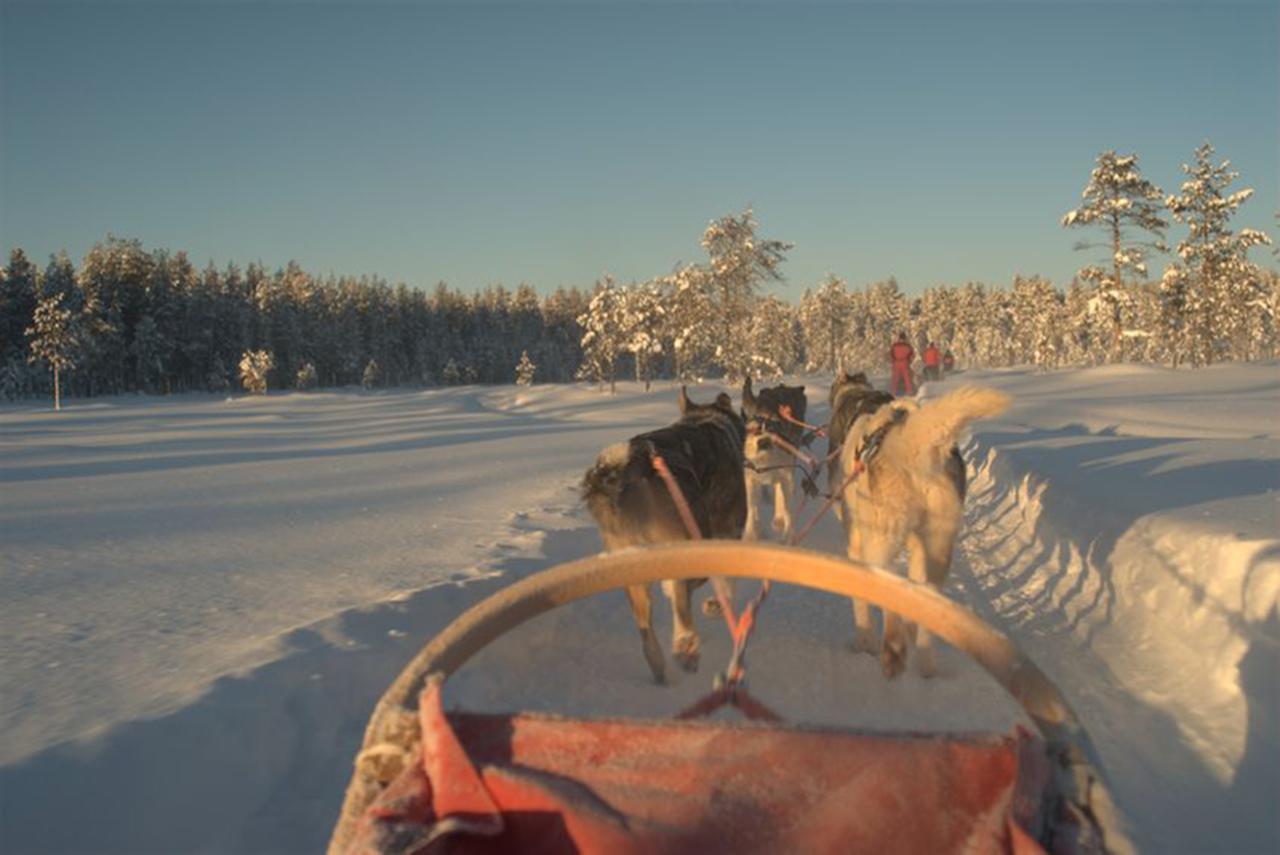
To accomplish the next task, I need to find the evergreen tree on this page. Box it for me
[239,349,273,394]
[799,274,849,373]
[2,248,40,362]
[362,358,381,390]
[296,361,318,390]
[515,350,536,386]
[576,277,628,393]
[700,208,792,380]
[1063,151,1168,361]
[662,264,716,382]
[1164,142,1273,364]
[26,293,79,410]
[621,281,665,391]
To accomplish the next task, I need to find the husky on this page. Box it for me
[825,372,896,510]
[740,377,809,542]
[837,386,1010,678]
[581,387,747,683]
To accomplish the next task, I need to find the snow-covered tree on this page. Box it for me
[1063,151,1168,362]
[362,358,381,390]
[620,282,665,391]
[661,264,716,383]
[701,209,792,380]
[1009,276,1065,368]
[515,350,536,386]
[747,295,800,378]
[26,293,79,410]
[576,277,627,393]
[799,274,850,373]
[296,361,318,390]
[238,349,273,395]
[1164,142,1273,365]
[2,248,40,365]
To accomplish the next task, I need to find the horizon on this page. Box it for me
[3,0,1276,297]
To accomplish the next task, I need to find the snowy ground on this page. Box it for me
[1,364,1276,853]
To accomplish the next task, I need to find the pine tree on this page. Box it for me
[2,248,40,363]
[747,295,799,378]
[362,358,381,390]
[1063,151,1168,361]
[25,293,79,410]
[515,350,536,386]
[700,208,792,380]
[576,277,627,393]
[662,264,716,383]
[799,274,849,373]
[621,281,665,391]
[1164,142,1273,365]
[238,349,273,395]
[296,361,318,390]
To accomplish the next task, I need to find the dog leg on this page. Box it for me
[743,480,763,542]
[905,531,936,678]
[626,584,665,684]
[772,476,793,540]
[663,579,700,673]
[702,577,733,616]
[861,532,907,678]
[845,527,877,654]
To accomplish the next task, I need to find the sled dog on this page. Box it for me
[581,387,747,683]
[837,385,1009,678]
[826,372,896,508]
[740,377,809,542]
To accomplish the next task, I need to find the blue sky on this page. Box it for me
[2,0,1276,297]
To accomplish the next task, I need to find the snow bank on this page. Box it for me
[952,363,1279,852]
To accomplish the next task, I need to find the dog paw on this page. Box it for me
[880,640,907,679]
[914,647,937,678]
[701,598,723,617]
[673,635,701,673]
[851,627,877,655]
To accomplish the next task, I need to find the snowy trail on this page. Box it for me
[2,366,1277,853]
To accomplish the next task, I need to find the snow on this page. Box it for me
[1,365,1277,853]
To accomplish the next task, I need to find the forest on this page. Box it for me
[4,144,1275,406]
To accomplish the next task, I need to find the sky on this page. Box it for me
[2,0,1276,298]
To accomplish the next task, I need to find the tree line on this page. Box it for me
[3,141,1275,406]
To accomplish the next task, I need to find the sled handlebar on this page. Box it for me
[331,542,1132,854]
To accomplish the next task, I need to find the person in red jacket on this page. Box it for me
[889,332,915,396]
[923,342,941,381]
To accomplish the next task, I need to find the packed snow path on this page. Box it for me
[1,364,1276,853]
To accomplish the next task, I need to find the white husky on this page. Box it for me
[837,385,1010,678]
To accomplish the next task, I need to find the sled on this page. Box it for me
[327,542,1132,855]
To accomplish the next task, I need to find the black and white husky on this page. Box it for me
[740,377,809,542]
[581,387,747,683]
[836,386,1009,678]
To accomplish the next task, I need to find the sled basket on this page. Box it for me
[328,542,1132,855]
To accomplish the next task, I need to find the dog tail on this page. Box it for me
[901,385,1010,453]
[581,442,638,543]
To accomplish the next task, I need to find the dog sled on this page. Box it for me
[327,542,1132,855]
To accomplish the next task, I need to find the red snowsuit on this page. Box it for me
[889,340,915,395]
[923,345,941,381]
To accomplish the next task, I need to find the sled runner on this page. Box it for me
[327,542,1132,855]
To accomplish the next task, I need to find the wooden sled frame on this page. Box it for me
[329,541,1133,854]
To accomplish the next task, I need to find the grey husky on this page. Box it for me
[581,387,747,683]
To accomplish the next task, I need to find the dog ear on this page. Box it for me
[714,392,733,413]
[678,385,690,414]
[741,377,757,415]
